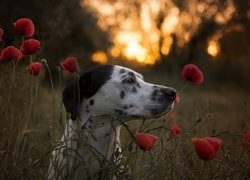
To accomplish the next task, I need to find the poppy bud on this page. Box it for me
[13,18,35,37]
[0,46,22,61]
[169,123,181,137]
[21,39,40,55]
[135,132,159,151]
[60,57,80,74]
[192,137,222,161]
[175,94,180,104]
[181,64,204,84]
[242,131,250,150]
[26,62,42,76]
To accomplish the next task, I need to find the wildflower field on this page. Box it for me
[0,13,250,180]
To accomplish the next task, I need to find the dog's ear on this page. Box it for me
[62,74,92,120]
[62,80,78,121]
[62,65,114,120]
[79,65,114,98]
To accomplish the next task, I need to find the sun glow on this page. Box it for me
[82,0,235,64]
[91,51,108,64]
[207,40,220,57]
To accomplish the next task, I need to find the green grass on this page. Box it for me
[0,63,249,179]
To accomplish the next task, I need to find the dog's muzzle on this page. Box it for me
[148,87,176,117]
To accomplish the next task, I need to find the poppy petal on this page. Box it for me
[135,132,159,151]
[13,18,35,37]
[192,138,216,161]
[0,46,22,61]
[26,62,42,76]
[181,64,204,84]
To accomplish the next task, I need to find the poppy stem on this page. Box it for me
[145,125,166,133]
[29,55,33,64]
[139,119,146,131]
[201,161,207,177]
[132,146,138,176]
[209,156,226,179]
[5,60,18,129]
[139,151,145,178]
[42,59,55,140]
[57,66,64,128]
[177,82,189,94]
[186,116,202,133]
[34,77,39,122]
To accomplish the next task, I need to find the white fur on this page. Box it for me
[48,65,176,179]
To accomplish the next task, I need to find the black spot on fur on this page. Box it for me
[151,89,159,100]
[89,99,94,106]
[119,69,126,74]
[137,83,141,88]
[115,109,124,115]
[128,72,135,77]
[121,74,127,79]
[79,65,114,99]
[120,91,125,99]
[132,86,137,93]
[63,65,114,120]
[85,105,90,113]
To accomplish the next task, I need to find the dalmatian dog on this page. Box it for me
[48,65,176,179]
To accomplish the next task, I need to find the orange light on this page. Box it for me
[161,46,170,55]
[125,41,147,61]
[110,47,120,57]
[161,36,173,55]
[91,51,108,64]
[207,40,220,57]
[161,7,180,35]
[83,0,233,65]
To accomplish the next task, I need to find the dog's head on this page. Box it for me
[63,65,176,121]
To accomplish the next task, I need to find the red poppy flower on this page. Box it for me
[192,137,223,161]
[13,18,35,37]
[135,132,159,151]
[60,57,80,74]
[26,62,42,76]
[181,64,204,84]
[0,28,4,43]
[0,46,22,61]
[21,39,40,55]
[175,94,180,104]
[169,123,181,137]
[242,131,250,150]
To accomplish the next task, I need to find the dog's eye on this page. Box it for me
[124,77,135,84]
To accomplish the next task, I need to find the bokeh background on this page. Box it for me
[0,0,250,179]
[0,0,249,81]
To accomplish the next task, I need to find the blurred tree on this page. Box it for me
[0,0,249,86]
[0,0,110,67]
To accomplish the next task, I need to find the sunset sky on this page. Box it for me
[82,0,236,64]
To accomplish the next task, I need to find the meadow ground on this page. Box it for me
[0,64,249,179]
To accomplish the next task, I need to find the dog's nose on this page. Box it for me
[161,88,176,100]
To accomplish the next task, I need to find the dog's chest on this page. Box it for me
[88,124,121,158]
